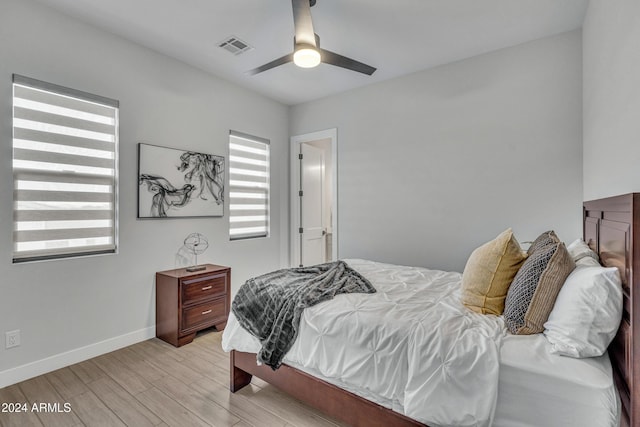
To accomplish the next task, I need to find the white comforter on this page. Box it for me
[222,259,506,427]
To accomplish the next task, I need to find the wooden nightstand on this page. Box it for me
[155,264,231,347]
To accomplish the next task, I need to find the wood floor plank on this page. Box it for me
[249,377,269,389]
[192,332,230,361]
[152,376,240,427]
[263,386,345,426]
[192,334,229,359]
[87,376,161,426]
[135,387,211,427]
[0,385,44,427]
[166,347,228,387]
[236,383,342,427]
[144,339,186,362]
[180,337,224,363]
[68,359,106,384]
[110,347,167,384]
[126,339,163,361]
[45,368,88,400]
[129,345,203,385]
[192,347,230,372]
[17,376,82,427]
[68,390,126,426]
[92,352,152,395]
[192,379,288,427]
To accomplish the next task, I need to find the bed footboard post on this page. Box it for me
[230,350,253,392]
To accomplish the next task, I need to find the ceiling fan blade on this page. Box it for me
[319,49,376,75]
[246,53,294,75]
[291,0,316,46]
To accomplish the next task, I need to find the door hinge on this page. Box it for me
[298,227,303,234]
[299,190,303,197]
[298,153,303,160]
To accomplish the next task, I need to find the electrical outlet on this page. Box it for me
[5,330,20,349]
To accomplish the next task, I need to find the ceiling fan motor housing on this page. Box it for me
[293,34,321,49]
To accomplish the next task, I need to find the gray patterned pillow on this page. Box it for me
[527,230,560,255]
[504,242,575,334]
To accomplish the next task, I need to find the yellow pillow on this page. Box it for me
[461,228,527,315]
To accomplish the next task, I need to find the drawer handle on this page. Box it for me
[202,309,212,315]
[202,286,212,291]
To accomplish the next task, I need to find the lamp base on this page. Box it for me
[186,265,206,272]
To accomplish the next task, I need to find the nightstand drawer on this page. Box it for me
[182,297,226,331]
[181,273,227,305]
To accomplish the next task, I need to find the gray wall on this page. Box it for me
[290,31,583,272]
[0,0,288,378]
[0,0,586,384]
[583,0,640,199]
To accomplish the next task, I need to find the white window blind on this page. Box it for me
[12,74,119,263]
[229,131,270,240]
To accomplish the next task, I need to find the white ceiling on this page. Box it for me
[34,0,590,105]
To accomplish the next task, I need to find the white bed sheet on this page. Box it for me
[494,333,620,427]
[222,259,620,427]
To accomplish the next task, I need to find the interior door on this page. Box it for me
[300,143,325,266]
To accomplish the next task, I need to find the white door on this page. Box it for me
[300,143,325,266]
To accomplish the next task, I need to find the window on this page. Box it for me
[228,131,270,240]
[12,74,119,263]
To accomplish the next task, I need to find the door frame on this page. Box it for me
[290,128,338,267]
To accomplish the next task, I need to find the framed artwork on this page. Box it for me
[137,143,225,218]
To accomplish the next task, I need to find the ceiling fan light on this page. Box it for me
[293,47,321,68]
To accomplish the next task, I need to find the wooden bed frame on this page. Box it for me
[230,193,639,427]
[584,193,639,427]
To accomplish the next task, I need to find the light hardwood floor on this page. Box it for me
[0,330,347,427]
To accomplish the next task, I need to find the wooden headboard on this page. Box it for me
[584,193,640,427]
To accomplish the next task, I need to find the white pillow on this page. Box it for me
[543,265,622,358]
[566,238,600,266]
[575,256,601,267]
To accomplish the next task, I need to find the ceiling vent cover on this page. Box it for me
[218,36,253,55]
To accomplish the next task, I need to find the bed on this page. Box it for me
[223,193,639,427]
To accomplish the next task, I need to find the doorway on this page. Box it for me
[290,129,337,267]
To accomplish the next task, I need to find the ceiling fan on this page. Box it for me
[247,0,376,76]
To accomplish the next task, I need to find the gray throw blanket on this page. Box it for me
[232,260,376,369]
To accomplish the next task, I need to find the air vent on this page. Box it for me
[218,36,253,55]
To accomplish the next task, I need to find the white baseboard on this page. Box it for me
[0,326,155,388]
